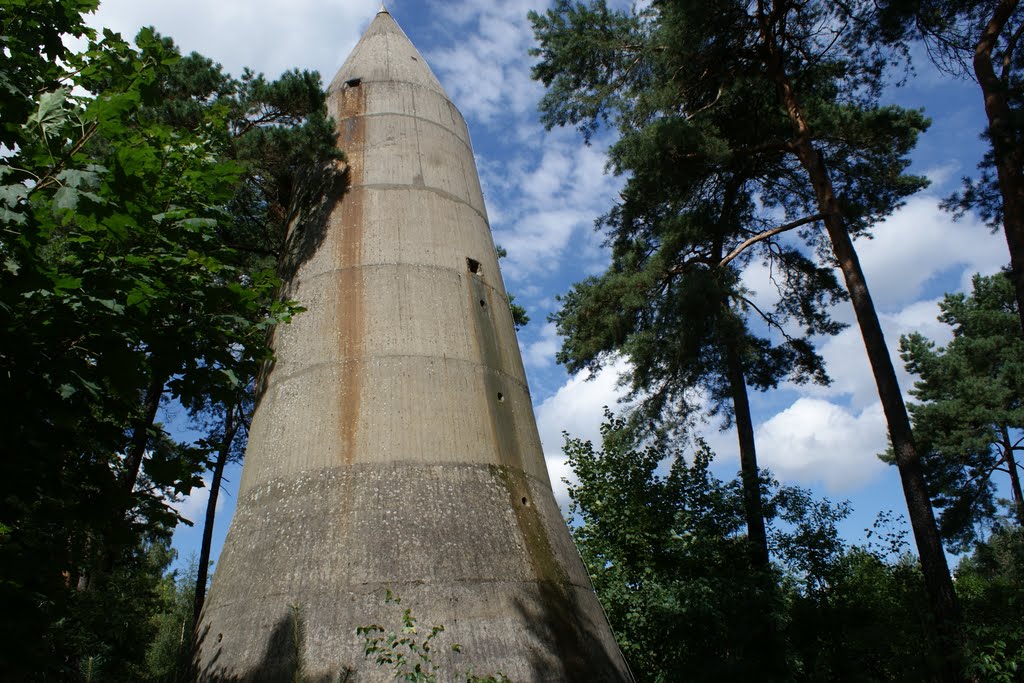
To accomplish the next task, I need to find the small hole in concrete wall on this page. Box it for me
[345,77,362,87]
[217,633,223,643]
[521,497,528,505]
[479,299,486,308]
[466,258,481,275]
[497,392,504,402]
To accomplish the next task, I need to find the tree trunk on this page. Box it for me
[724,337,770,569]
[1000,426,1024,526]
[756,5,964,678]
[192,404,240,633]
[80,374,167,589]
[974,0,1024,336]
[122,375,167,494]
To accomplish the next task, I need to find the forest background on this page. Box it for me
[87,0,1009,577]
[2,0,1022,681]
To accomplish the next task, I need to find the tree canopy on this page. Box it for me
[563,412,945,682]
[0,1,339,676]
[897,271,1024,550]
[529,2,963,654]
[869,0,1024,336]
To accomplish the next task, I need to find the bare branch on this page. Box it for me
[28,121,99,197]
[719,212,825,267]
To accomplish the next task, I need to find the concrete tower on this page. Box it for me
[196,10,631,682]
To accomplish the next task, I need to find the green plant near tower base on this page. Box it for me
[357,590,511,683]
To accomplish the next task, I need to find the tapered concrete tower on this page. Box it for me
[196,10,631,682]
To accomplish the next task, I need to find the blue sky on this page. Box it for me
[85,1,1010,569]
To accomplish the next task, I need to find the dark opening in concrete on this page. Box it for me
[522,497,529,505]
[467,257,482,275]
[479,299,486,308]
[497,392,504,402]
[345,78,362,87]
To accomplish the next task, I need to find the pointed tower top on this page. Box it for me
[330,9,447,97]
[378,3,388,13]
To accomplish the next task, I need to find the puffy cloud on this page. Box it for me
[486,133,619,281]
[425,0,545,125]
[524,321,560,369]
[740,195,1004,327]
[854,195,1006,312]
[535,360,631,509]
[88,0,382,80]
[755,399,889,491]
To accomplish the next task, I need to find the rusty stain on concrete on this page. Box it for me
[195,10,632,682]
[337,82,366,466]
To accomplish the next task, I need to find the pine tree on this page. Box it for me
[870,0,1024,336]
[530,1,964,676]
[897,271,1024,550]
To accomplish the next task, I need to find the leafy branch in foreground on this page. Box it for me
[0,1,339,676]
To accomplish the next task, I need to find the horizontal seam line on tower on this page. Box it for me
[353,111,473,154]
[235,466,561,516]
[203,578,595,614]
[349,182,489,224]
[266,355,530,394]
[298,262,505,291]
[330,78,457,108]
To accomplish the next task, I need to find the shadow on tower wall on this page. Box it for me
[192,605,355,683]
[252,161,350,411]
[512,582,634,683]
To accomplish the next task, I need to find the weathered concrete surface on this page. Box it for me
[196,10,632,682]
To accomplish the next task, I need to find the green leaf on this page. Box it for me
[52,276,82,292]
[52,185,79,211]
[0,206,25,226]
[0,184,27,208]
[56,168,101,190]
[29,88,68,136]
[89,297,126,314]
[220,368,240,387]
[178,217,218,231]
[58,384,77,399]
[71,372,101,398]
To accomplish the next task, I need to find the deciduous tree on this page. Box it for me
[0,2,338,675]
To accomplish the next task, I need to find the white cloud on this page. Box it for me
[535,360,631,508]
[425,0,545,124]
[791,296,953,413]
[524,321,560,369]
[490,137,620,280]
[756,399,889,491]
[924,163,958,187]
[169,474,223,526]
[739,195,1004,328]
[853,195,1005,312]
[88,0,381,80]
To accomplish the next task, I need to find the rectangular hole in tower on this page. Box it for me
[345,78,362,88]
[466,258,482,275]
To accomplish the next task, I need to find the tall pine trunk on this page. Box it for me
[1000,427,1024,526]
[724,338,770,569]
[974,0,1024,337]
[756,5,964,679]
[192,404,240,633]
